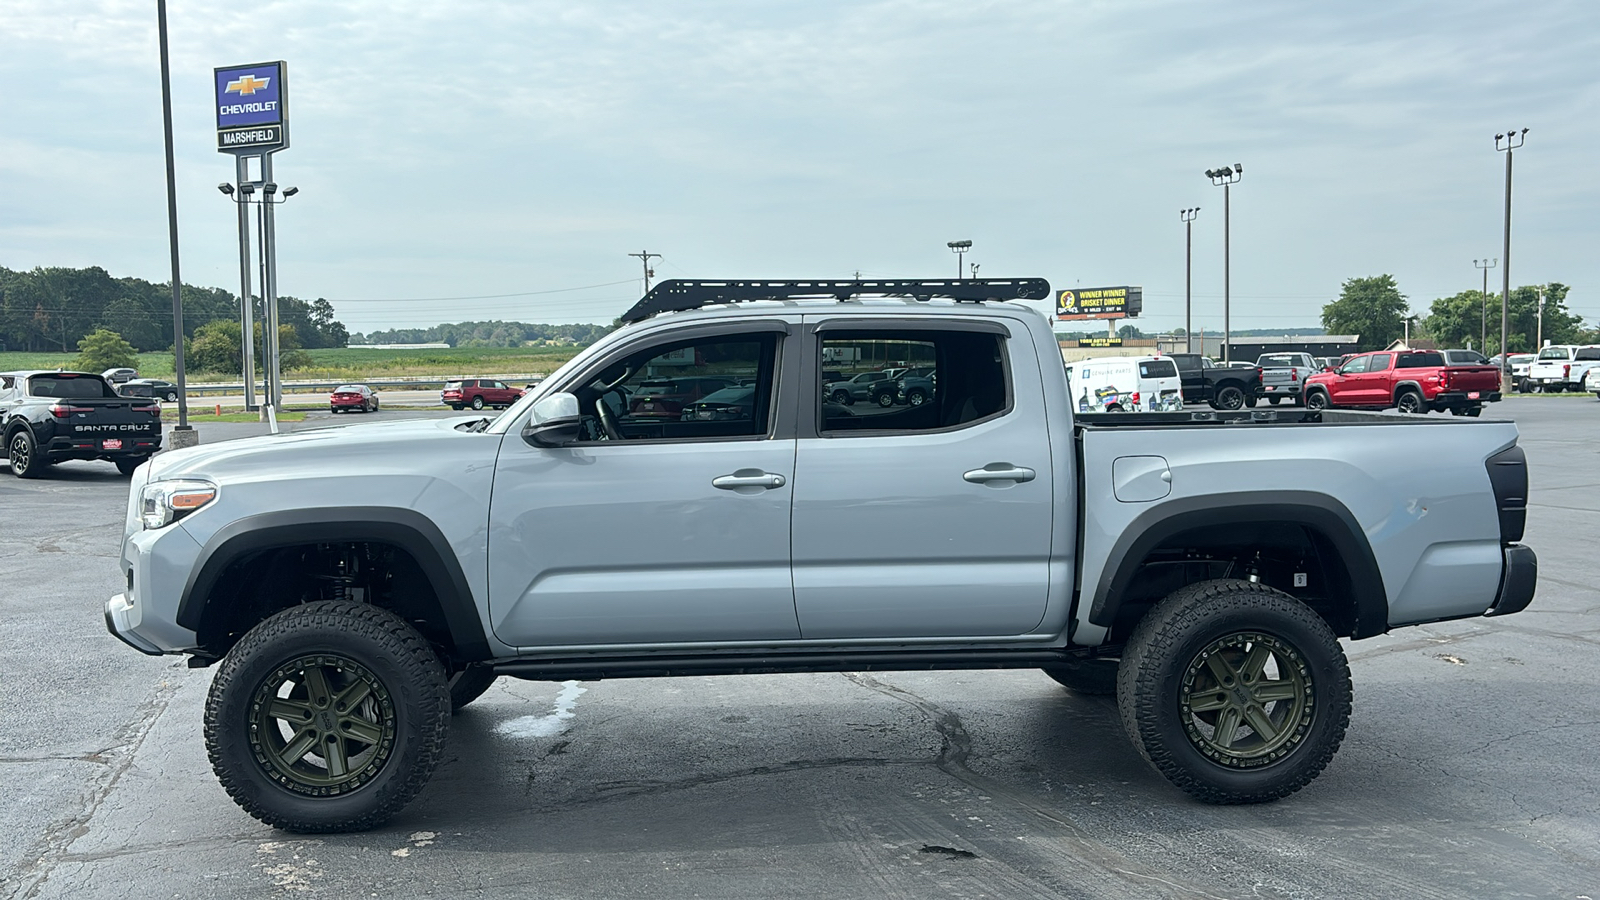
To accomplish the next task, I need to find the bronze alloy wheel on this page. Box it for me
[1177,632,1312,768]
[249,654,398,797]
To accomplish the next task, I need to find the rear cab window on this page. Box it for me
[27,374,118,399]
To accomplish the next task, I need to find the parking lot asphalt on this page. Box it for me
[2,399,1597,899]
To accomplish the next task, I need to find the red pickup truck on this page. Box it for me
[1303,350,1502,416]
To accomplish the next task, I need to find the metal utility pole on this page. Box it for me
[1474,258,1497,353]
[1536,286,1546,350]
[1180,207,1200,352]
[628,251,660,293]
[156,0,195,445]
[1496,128,1528,392]
[947,240,972,278]
[218,174,258,410]
[1206,164,1243,362]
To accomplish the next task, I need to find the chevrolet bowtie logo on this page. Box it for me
[225,74,270,96]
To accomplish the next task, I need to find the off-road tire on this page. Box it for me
[1116,579,1351,804]
[447,664,498,712]
[204,600,450,833]
[1042,657,1119,695]
[1304,390,1329,411]
[8,429,47,479]
[115,456,147,476]
[1212,385,1246,410]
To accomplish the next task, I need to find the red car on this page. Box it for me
[1303,350,1501,416]
[442,378,521,411]
[329,384,379,413]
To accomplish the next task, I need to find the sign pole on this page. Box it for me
[261,152,282,418]
[235,155,257,412]
[156,0,197,447]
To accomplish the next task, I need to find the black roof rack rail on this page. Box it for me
[618,278,1052,324]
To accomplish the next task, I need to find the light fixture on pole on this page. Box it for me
[1473,258,1497,353]
[1205,164,1243,362]
[970,262,980,280]
[1180,207,1200,352]
[947,240,972,279]
[1495,128,1528,391]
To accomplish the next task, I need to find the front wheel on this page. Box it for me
[165,392,179,402]
[875,392,895,408]
[1117,579,1351,804]
[906,390,927,407]
[204,601,450,833]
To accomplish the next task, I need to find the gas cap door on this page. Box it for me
[1113,455,1172,502]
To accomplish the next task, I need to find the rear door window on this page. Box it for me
[818,331,1006,434]
[1367,354,1394,372]
[1575,348,1600,361]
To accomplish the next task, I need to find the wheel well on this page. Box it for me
[1101,523,1361,644]
[190,538,488,666]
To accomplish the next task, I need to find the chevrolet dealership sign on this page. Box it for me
[215,61,288,153]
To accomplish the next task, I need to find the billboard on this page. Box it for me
[215,61,288,154]
[1073,337,1124,348]
[1056,286,1142,320]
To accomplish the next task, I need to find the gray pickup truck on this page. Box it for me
[1256,352,1318,406]
[105,279,1537,833]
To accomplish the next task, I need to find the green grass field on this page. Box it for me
[0,346,587,382]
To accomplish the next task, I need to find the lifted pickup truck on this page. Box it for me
[106,279,1537,833]
[3,370,163,477]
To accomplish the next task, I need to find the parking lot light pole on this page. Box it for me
[1206,164,1242,362]
[218,178,257,411]
[1181,207,1199,352]
[1474,258,1497,353]
[1496,128,1527,393]
[947,240,971,279]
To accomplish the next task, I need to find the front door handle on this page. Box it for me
[713,469,787,491]
[963,463,1036,484]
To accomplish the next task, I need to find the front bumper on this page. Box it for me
[103,523,204,655]
[1486,544,1537,617]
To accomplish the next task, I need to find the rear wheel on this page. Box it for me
[114,456,147,476]
[1117,579,1351,804]
[1395,390,1426,414]
[1213,385,1246,410]
[875,391,895,408]
[907,389,927,407]
[1304,390,1329,411]
[204,601,450,833]
[8,430,47,479]
[1266,396,1281,406]
[1466,406,1483,417]
[471,396,485,410]
[831,390,853,406]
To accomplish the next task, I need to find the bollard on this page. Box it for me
[215,404,222,416]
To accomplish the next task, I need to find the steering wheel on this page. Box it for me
[596,388,623,441]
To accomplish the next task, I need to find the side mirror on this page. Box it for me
[521,392,582,447]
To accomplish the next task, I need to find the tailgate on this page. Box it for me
[1448,366,1502,390]
[56,398,163,442]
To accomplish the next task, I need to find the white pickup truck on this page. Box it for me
[106,279,1538,833]
[1525,345,1600,393]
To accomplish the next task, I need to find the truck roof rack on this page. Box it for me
[618,278,1052,324]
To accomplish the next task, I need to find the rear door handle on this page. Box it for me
[713,470,787,490]
[963,464,1036,484]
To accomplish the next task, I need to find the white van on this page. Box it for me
[1067,355,1184,413]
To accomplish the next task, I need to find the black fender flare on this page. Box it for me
[1392,380,1425,403]
[1089,490,1389,639]
[175,506,491,660]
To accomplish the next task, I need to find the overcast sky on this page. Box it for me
[3,0,1597,336]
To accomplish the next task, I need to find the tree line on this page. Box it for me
[352,321,611,347]
[1323,275,1595,353]
[0,265,349,356]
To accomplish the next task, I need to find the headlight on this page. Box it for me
[140,480,218,530]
